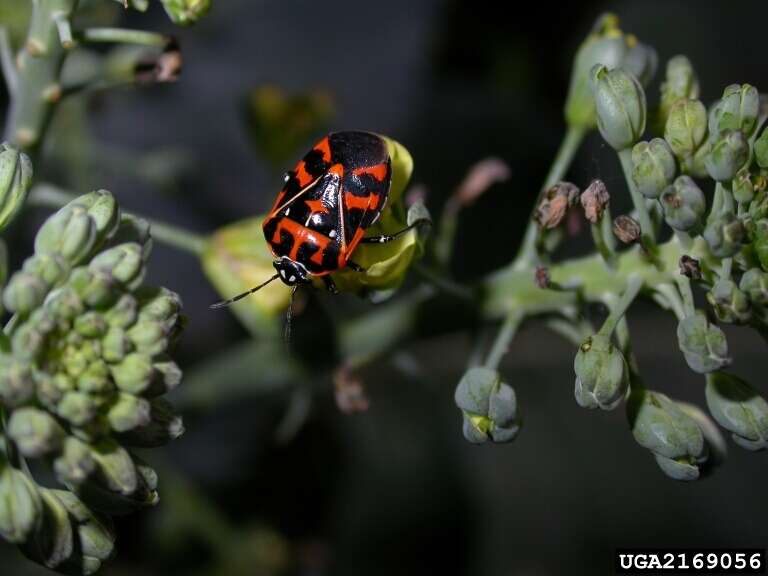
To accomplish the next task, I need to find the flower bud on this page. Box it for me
[627,389,707,481]
[705,130,749,182]
[109,353,154,395]
[631,138,676,199]
[707,279,751,324]
[89,243,145,291]
[103,294,138,329]
[0,143,32,232]
[752,219,768,272]
[127,320,168,356]
[732,168,755,205]
[51,490,115,573]
[709,84,760,138]
[53,437,96,486]
[0,457,42,543]
[101,327,133,363]
[536,182,580,228]
[7,407,66,458]
[3,271,48,315]
[454,367,521,444]
[580,179,610,222]
[703,212,744,258]
[590,64,646,151]
[160,0,211,25]
[35,206,97,265]
[57,391,98,427]
[77,362,112,395]
[107,393,151,433]
[110,214,152,258]
[68,268,117,309]
[19,488,74,571]
[756,129,768,169]
[739,268,768,305]
[74,311,108,339]
[612,215,641,244]
[137,286,182,329]
[679,255,702,279]
[151,358,182,396]
[660,176,706,233]
[11,323,46,363]
[44,286,84,322]
[658,56,699,125]
[71,190,120,244]
[705,372,768,451]
[676,312,730,373]
[573,334,628,410]
[664,99,707,163]
[0,357,35,407]
[118,398,184,447]
[565,14,654,129]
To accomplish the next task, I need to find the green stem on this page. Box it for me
[484,310,524,370]
[618,147,656,253]
[597,274,643,337]
[675,275,696,317]
[4,0,80,156]
[0,27,17,95]
[28,184,207,256]
[77,27,168,47]
[514,124,586,267]
[591,214,616,268]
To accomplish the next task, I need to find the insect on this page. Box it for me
[210,131,427,335]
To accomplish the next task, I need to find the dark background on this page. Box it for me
[2,0,768,574]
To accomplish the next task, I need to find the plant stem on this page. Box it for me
[77,27,168,47]
[514,124,586,267]
[0,27,17,95]
[4,0,80,157]
[618,147,656,253]
[675,275,696,317]
[597,274,643,337]
[484,310,524,370]
[28,184,207,256]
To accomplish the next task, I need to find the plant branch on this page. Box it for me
[0,27,17,95]
[618,147,656,253]
[484,309,524,370]
[77,27,169,48]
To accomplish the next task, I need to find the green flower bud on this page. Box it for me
[35,206,97,265]
[627,389,707,481]
[732,168,755,204]
[3,271,48,314]
[573,334,628,410]
[709,84,760,138]
[0,456,42,543]
[109,353,154,395]
[160,0,211,26]
[703,212,744,258]
[19,488,77,571]
[705,130,749,182]
[659,176,706,233]
[74,311,108,339]
[89,243,145,290]
[118,398,184,447]
[58,391,98,427]
[631,138,676,199]
[755,129,768,169]
[44,286,84,322]
[11,323,46,363]
[705,372,768,451]
[590,64,646,151]
[53,437,96,486]
[23,253,70,287]
[678,401,727,476]
[137,286,182,328]
[103,294,138,329]
[0,357,35,407]
[51,490,115,574]
[101,327,133,363]
[564,14,654,129]
[7,407,66,458]
[107,393,151,433]
[68,268,116,309]
[739,268,768,305]
[454,367,521,444]
[676,312,730,373]
[151,358,182,396]
[127,320,168,356]
[110,214,152,258]
[77,361,112,395]
[707,279,751,324]
[71,190,120,244]
[752,219,768,271]
[35,372,71,411]
[0,143,32,231]
[658,56,699,129]
[664,99,707,163]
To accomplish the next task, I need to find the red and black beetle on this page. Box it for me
[211,131,426,316]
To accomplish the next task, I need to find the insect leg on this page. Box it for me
[346,261,366,273]
[360,218,431,244]
[322,276,339,294]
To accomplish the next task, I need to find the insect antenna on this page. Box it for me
[284,285,298,342]
[209,273,280,309]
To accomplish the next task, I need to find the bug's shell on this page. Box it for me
[262,131,392,277]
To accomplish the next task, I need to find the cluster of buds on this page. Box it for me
[0,188,184,573]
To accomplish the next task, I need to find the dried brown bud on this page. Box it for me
[454,158,511,206]
[535,182,580,229]
[135,38,182,84]
[612,215,641,244]
[333,365,369,414]
[679,255,702,280]
[534,266,550,289]
[580,179,610,223]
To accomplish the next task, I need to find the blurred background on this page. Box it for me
[2,0,768,574]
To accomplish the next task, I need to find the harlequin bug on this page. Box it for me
[211,131,428,335]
